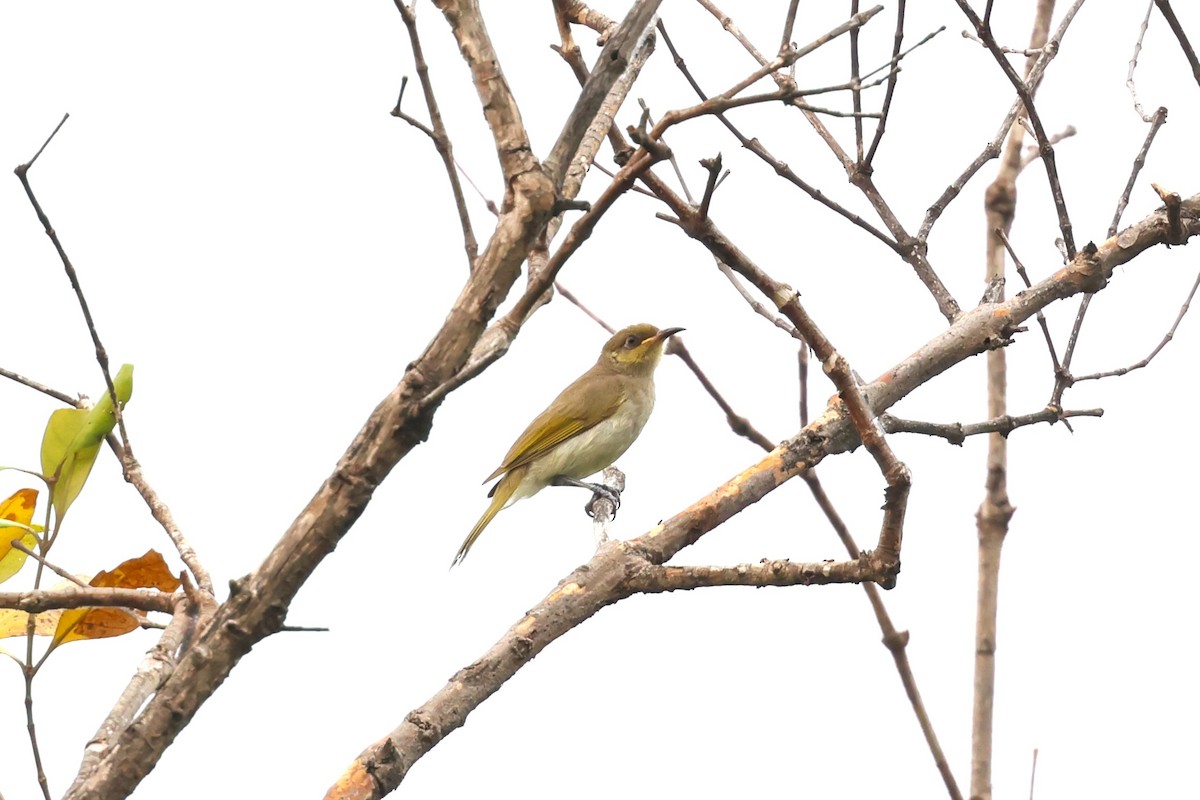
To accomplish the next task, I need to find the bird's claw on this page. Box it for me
[585,483,622,518]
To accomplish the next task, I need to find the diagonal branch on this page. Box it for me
[65,3,563,795]
[543,0,663,185]
[333,193,1200,797]
[0,366,81,407]
[1155,0,1200,90]
[432,0,541,186]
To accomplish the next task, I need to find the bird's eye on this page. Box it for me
[624,334,640,349]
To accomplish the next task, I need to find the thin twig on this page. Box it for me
[1018,124,1077,169]
[393,2,479,269]
[997,229,1061,373]
[8,541,87,587]
[695,1,961,320]
[920,1,1084,242]
[717,263,800,337]
[956,0,1076,259]
[1053,103,1169,408]
[1127,1,1158,121]
[0,367,81,407]
[25,666,52,799]
[15,115,131,455]
[779,0,800,54]
[655,20,900,254]
[1155,0,1200,90]
[863,1,910,168]
[961,29,1044,56]
[16,118,212,593]
[881,407,1102,443]
[1110,107,1168,238]
[1073,265,1200,382]
[553,282,615,333]
[670,340,777,452]
[849,0,866,163]
[637,100,694,203]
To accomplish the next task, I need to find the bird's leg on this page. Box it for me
[550,475,622,518]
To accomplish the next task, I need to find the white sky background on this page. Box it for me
[2,1,1198,798]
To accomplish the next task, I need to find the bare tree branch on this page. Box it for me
[334,193,1200,796]
[0,587,178,615]
[543,0,663,185]
[957,0,1076,260]
[920,1,1083,242]
[65,1,564,793]
[972,4,1056,797]
[880,407,1102,443]
[1155,0,1200,90]
[392,2,479,270]
[0,367,81,407]
[696,0,962,321]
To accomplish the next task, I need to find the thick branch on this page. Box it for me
[331,194,1200,797]
[65,5,560,795]
[543,0,663,185]
[432,0,539,185]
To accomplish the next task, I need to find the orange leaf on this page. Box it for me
[88,549,181,593]
[49,551,180,651]
[52,607,140,647]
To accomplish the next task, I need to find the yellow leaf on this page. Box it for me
[0,607,61,639]
[40,364,133,521]
[0,577,90,640]
[0,489,39,583]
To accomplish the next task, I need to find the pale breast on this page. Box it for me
[519,381,656,495]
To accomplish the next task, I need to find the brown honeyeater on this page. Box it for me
[453,323,683,565]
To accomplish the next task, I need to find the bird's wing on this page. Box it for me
[484,376,626,481]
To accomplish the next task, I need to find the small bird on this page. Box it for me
[453,323,684,565]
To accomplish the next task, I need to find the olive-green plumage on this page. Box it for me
[453,323,684,565]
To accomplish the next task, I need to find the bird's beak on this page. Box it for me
[653,326,685,343]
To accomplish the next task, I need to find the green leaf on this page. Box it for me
[40,364,133,521]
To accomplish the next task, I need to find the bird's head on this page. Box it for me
[599,323,685,376]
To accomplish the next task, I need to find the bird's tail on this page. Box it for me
[452,469,522,567]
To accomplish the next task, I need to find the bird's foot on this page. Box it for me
[585,483,622,518]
